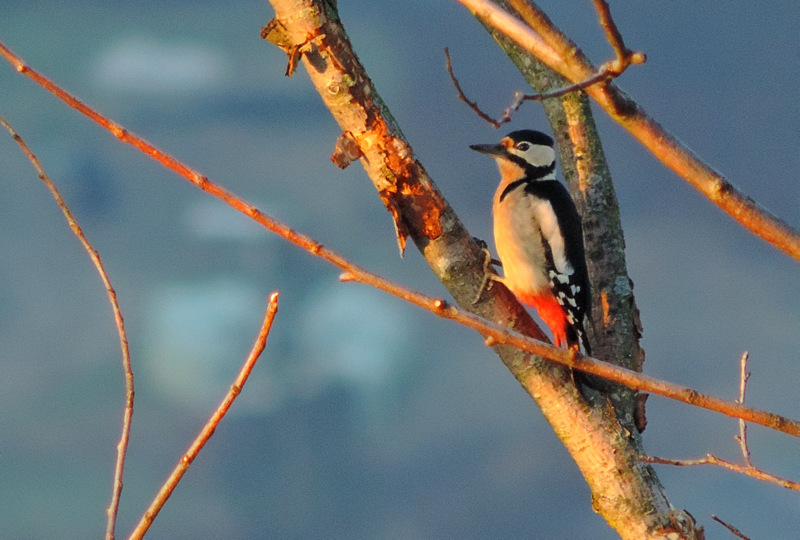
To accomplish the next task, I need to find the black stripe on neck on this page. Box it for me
[498,161,555,202]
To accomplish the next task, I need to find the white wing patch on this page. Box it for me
[531,199,574,276]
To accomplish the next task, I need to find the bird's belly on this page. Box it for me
[493,210,550,300]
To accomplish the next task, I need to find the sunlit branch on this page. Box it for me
[128,292,280,540]
[1,32,798,440]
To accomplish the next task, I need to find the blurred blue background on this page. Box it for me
[0,1,798,538]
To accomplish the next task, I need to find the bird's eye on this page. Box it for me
[516,142,530,151]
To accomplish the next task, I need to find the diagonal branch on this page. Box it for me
[128,292,280,540]
[4,45,797,441]
[457,0,800,262]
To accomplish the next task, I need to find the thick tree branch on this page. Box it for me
[474,0,649,435]
[457,0,800,263]
[260,1,698,537]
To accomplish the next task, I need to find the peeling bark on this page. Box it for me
[263,1,701,537]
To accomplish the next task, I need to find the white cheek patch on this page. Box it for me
[523,145,555,167]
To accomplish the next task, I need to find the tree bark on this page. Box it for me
[263,1,701,537]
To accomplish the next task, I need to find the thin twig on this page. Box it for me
[642,455,800,492]
[450,0,644,126]
[592,0,631,68]
[736,352,752,467]
[641,352,797,494]
[0,116,134,540]
[445,44,640,127]
[128,292,280,540]
[444,47,502,127]
[2,44,800,440]
[711,515,751,540]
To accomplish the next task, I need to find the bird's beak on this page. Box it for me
[469,143,506,157]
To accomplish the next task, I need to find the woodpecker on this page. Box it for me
[471,129,592,357]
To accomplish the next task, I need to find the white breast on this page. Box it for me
[492,186,573,297]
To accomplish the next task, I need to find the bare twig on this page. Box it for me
[642,455,800,492]
[128,292,280,540]
[0,117,134,540]
[641,352,798,495]
[444,47,503,127]
[712,515,751,540]
[591,0,645,72]
[445,23,643,127]
[736,352,752,467]
[457,0,800,262]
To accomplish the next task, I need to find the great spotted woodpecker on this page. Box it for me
[470,129,592,357]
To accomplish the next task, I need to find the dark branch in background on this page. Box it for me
[0,116,134,540]
[472,0,650,436]
[457,0,800,262]
[128,293,280,540]
[712,515,752,540]
[444,47,503,127]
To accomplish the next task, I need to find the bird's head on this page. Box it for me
[470,130,556,181]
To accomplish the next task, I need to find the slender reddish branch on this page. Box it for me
[457,0,800,262]
[1,39,798,439]
[338,269,800,438]
[0,116,134,540]
[128,292,280,540]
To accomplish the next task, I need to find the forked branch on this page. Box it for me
[642,351,800,493]
[446,0,645,127]
[457,0,800,262]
